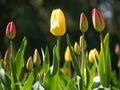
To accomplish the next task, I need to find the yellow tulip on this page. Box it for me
[50,9,66,36]
[64,46,73,62]
[89,48,99,63]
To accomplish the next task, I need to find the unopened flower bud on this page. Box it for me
[84,68,86,79]
[118,59,120,68]
[92,8,105,32]
[80,12,88,32]
[6,21,16,39]
[115,43,120,56]
[79,35,87,50]
[64,46,73,62]
[33,49,41,67]
[89,48,99,63]
[50,9,66,36]
[26,56,33,71]
[74,42,80,55]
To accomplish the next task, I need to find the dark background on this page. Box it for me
[0,0,120,73]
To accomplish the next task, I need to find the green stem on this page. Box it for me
[68,62,71,78]
[100,33,106,73]
[94,56,99,74]
[81,33,85,78]
[57,37,61,61]
[10,40,13,58]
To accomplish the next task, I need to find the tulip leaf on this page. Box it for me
[43,69,58,90]
[87,63,96,90]
[43,46,59,90]
[59,71,77,90]
[66,34,81,76]
[0,68,12,90]
[15,37,27,80]
[22,70,34,90]
[41,46,50,75]
[66,34,83,90]
[99,33,111,87]
[51,45,59,76]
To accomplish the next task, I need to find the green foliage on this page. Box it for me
[99,33,112,88]
[15,37,27,80]
[0,68,11,90]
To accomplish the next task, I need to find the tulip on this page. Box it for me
[115,43,120,56]
[92,8,105,32]
[84,68,86,79]
[80,12,88,32]
[79,35,87,50]
[26,56,33,71]
[118,59,120,68]
[33,49,41,67]
[89,48,99,63]
[6,21,16,39]
[74,42,80,55]
[64,46,73,62]
[50,9,66,36]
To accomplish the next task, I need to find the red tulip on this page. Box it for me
[92,8,105,32]
[6,21,16,39]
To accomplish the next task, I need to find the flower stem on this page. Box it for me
[68,62,71,78]
[81,33,85,77]
[57,37,61,61]
[94,56,99,74]
[10,40,13,58]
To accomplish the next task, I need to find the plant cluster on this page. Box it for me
[0,8,120,90]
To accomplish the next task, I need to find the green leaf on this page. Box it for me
[0,68,12,90]
[111,70,119,88]
[66,34,83,90]
[10,57,20,90]
[22,70,34,90]
[87,63,96,90]
[15,37,27,80]
[66,34,81,76]
[99,33,111,87]
[43,46,59,90]
[51,45,59,76]
[59,71,77,90]
[41,46,50,74]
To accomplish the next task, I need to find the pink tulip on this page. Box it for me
[6,21,16,39]
[92,8,105,32]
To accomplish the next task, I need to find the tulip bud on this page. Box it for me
[50,9,66,36]
[33,49,41,67]
[26,56,33,71]
[80,12,88,32]
[6,21,16,39]
[74,42,80,55]
[92,8,105,32]
[79,35,87,50]
[84,68,86,79]
[89,48,99,63]
[118,59,120,68]
[64,46,73,62]
[115,43,120,56]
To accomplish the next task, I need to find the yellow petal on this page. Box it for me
[50,9,66,36]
